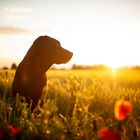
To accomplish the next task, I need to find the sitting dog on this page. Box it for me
[12,35,73,110]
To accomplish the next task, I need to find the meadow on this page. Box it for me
[0,68,140,139]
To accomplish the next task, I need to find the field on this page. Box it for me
[0,68,140,139]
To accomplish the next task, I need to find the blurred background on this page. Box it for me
[0,0,140,69]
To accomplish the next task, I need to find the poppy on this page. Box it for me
[98,127,121,140]
[114,99,132,121]
[0,126,4,138]
[8,125,21,136]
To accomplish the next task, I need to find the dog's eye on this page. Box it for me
[56,43,60,47]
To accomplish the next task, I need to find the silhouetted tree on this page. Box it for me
[11,63,17,69]
[131,66,140,70]
[72,64,85,70]
[71,64,110,70]
[2,67,8,70]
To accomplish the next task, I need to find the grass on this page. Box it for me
[0,68,140,139]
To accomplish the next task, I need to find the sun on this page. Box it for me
[110,65,119,71]
[108,64,120,77]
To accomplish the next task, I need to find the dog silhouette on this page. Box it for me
[12,35,73,110]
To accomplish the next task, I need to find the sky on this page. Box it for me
[0,0,140,69]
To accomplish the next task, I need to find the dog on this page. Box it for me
[12,35,73,110]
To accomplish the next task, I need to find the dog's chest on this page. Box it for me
[16,63,47,88]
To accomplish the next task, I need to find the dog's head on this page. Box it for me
[31,35,73,65]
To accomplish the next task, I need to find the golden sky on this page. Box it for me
[0,0,140,68]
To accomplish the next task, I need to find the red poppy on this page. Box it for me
[8,125,21,136]
[114,99,132,121]
[0,126,4,138]
[98,127,121,140]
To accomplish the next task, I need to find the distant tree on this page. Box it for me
[2,67,8,70]
[11,63,17,69]
[71,64,110,70]
[71,64,77,70]
[131,66,140,70]
[72,64,84,70]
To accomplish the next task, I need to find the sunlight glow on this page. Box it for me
[111,67,117,78]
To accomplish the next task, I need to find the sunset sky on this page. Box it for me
[0,0,140,68]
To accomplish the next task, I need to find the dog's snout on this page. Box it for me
[69,51,73,57]
[67,50,73,58]
[63,49,73,63]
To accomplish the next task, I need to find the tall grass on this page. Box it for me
[0,69,140,139]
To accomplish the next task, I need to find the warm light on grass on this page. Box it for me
[0,69,140,139]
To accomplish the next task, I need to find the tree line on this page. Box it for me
[1,63,140,70]
[1,63,17,70]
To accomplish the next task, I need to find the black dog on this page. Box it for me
[12,35,73,110]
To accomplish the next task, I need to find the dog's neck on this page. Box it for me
[40,62,53,73]
[20,61,52,74]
